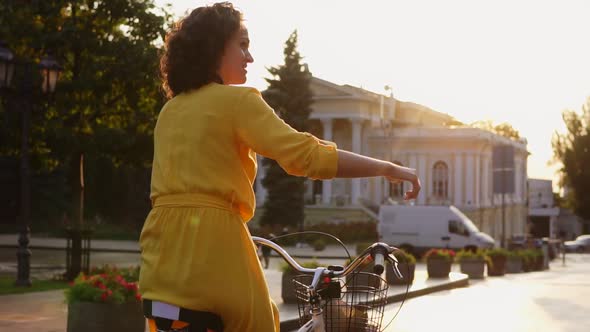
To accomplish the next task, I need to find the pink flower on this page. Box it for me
[100,290,112,302]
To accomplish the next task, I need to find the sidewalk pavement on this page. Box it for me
[0,235,469,331]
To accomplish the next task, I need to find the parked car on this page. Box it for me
[564,235,590,253]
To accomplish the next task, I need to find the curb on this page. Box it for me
[279,275,469,331]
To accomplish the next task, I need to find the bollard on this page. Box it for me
[541,238,549,270]
[562,239,566,266]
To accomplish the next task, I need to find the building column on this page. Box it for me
[454,153,463,207]
[320,118,334,205]
[475,153,481,207]
[465,153,475,207]
[482,153,490,206]
[351,118,363,205]
[369,153,383,203]
[417,154,427,205]
[513,158,522,204]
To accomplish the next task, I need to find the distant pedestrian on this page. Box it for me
[261,233,275,269]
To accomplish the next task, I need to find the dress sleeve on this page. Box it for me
[233,88,338,180]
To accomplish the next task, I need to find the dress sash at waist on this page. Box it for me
[152,193,239,215]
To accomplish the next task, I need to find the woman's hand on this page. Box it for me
[403,174,421,200]
[385,164,421,201]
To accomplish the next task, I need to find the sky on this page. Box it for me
[155,0,590,188]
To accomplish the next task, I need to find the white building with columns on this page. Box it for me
[253,77,529,245]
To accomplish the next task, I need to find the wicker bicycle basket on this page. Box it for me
[293,272,388,332]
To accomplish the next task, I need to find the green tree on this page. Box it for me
[552,97,590,220]
[260,31,313,229]
[470,120,521,139]
[0,1,172,225]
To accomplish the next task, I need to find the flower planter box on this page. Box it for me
[426,258,452,278]
[487,256,507,276]
[522,258,533,272]
[386,262,415,285]
[533,256,544,271]
[459,258,485,279]
[505,257,522,273]
[67,301,145,332]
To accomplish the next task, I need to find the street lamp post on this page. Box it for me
[0,41,62,287]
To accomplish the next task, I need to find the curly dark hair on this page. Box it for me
[160,2,243,99]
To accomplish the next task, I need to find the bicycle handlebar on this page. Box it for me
[251,236,403,280]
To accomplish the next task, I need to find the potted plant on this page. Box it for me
[505,250,523,273]
[386,250,416,285]
[281,260,321,304]
[456,249,488,279]
[65,265,144,332]
[486,248,509,276]
[520,249,535,272]
[424,248,455,278]
[531,249,545,271]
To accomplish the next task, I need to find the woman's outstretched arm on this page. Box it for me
[336,149,421,200]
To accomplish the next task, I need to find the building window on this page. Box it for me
[390,161,404,199]
[432,161,449,199]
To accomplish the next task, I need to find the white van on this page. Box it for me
[377,205,495,255]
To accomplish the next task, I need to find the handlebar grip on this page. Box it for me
[373,253,385,274]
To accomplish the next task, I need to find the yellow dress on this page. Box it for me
[139,83,338,331]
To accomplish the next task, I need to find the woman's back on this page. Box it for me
[151,83,257,221]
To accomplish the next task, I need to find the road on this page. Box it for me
[381,254,590,332]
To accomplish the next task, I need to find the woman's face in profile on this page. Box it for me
[218,25,254,85]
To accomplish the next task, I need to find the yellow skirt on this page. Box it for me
[139,204,279,331]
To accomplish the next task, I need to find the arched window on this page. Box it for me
[389,161,404,199]
[432,161,449,199]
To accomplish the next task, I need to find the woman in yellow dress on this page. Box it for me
[139,2,421,331]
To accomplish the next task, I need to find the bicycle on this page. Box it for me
[143,236,404,332]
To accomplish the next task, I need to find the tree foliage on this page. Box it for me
[0,1,172,226]
[470,120,521,139]
[259,31,313,229]
[552,97,590,220]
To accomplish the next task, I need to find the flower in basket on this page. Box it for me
[423,248,456,262]
[65,265,141,305]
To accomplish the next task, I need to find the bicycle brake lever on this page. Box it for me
[388,254,404,279]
